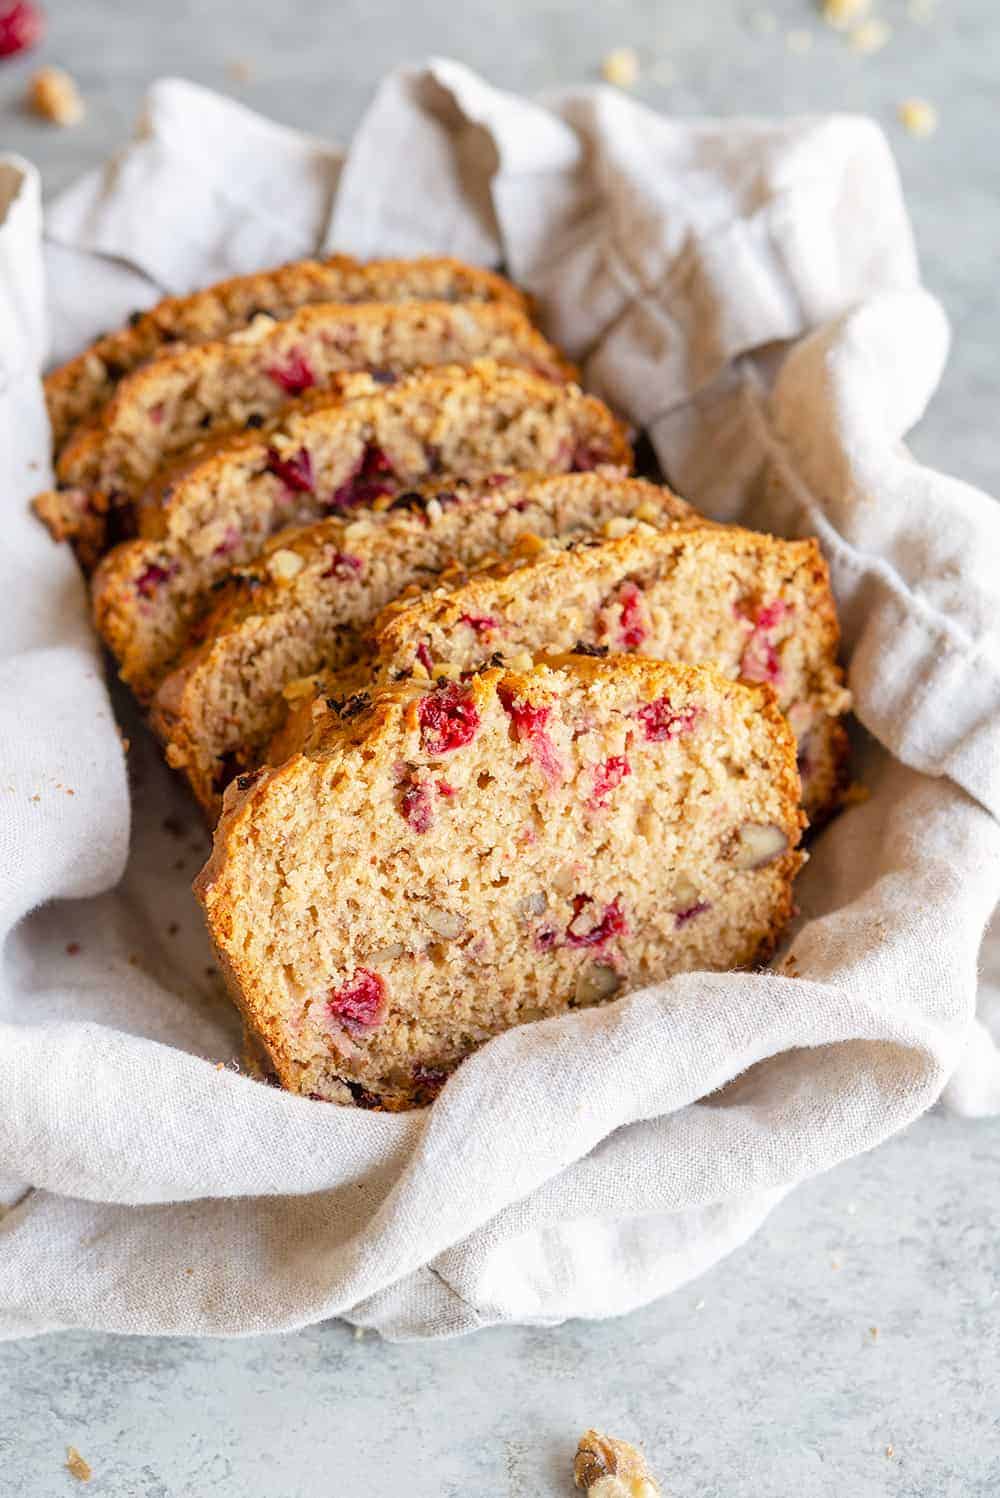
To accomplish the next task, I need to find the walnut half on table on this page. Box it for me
[574,1429,663,1497]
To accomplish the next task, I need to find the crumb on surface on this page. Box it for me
[821,0,870,27]
[601,47,640,88]
[886,1443,896,1459]
[898,98,938,137]
[574,1429,662,1495]
[28,66,84,127]
[226,58,254,82]
[65,1447,91,1483]
[869,1325,879,1341]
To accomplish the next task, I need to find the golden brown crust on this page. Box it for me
[44,254,528,452]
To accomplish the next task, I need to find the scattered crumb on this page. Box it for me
[601,46,640,89]
[167,921,180,937]
[750,9,778,34]
[66,942,81,957]
[30,793,40,803]
[785,28,813,53]
[574,1430,662,1495]
[869,1325,879,1341]
[898,98,938,137]
[821,0,869,28]
[886,1443,895,1459]
[28,66,84,127]
[185,1266,193,1275]
[849,18,892,53]
[65,786,75,796]
[226,58,254,83]
[65,1447,91,1483]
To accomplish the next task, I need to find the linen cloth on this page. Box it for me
[1,62,998,1341]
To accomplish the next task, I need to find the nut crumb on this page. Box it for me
[849,18,892,52]
[267,547,305,582]
[574,1430,662,1496]
[886,1443,895,1459]
[869,1325,879,1341]
[821,0,870,28]
[898,98,938,137]
[602,47,640,89]
[65,1447,91,1483]
[28,66,84,127]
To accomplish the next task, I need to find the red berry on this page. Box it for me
[565,895,628,949]
[418,682,480,756]
[322,550,363,581]
[416,641,434,673]
[266,348,315,395]
[0,2,43,57]
[135,560,177,598]
[740,636,782,685]
[328,444,396,511]
[266,445,314,494]
[674,900,710,929]
[460,613,499,637]
[616,581,649,651]
[327,968,386,1030]
[636,696,699,743]
[589,754,631,809]
[497,684,551,739]
[400,779,434,833]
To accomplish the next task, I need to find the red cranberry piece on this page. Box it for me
[322,550,364,581]
[636,697,699,743]
[411,1063,449,1102]
[460,613,499,637]
[674,900,710,929]
[589,754,631,809]
[570,443,601,472]
[741,636,782,685]
[328,444,396,511]
[400,779,434,833]
[327,968,386,1030]
[416,641,434,673]
[418,682,480,756]
[135,560,177,598]
[212,526,241,558]
[437,780,456,798]
[754,600,787,630]
[565,894,628,949]
[535,927,558,951]
[266,347,315,395]
[616,581,649,651]
[0,2,43,57]
[266,445,314,494]
[497,684,551,739]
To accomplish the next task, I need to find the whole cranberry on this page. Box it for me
[0,3,44,58]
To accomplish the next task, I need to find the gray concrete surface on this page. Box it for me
[1,2,998,1493]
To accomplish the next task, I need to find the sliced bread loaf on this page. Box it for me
[361,523,851,822]
[195,657,805,1109]
[44,255,527,452]
[90,363,633,699]
[36,300,574,565]
[151,476,690,816]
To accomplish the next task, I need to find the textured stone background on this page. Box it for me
[1,2,998,1493]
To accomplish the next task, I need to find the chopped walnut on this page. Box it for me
[65,1447,92,1483]
[601,47,640,89]
[266,547,305,582]
[574,1430,662,1497]
[898,98,938,137]
[28,66,84,127]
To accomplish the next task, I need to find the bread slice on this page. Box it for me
[90,363,633,700]
[359,523,851,822]
[195,657,805,1109]
[151,476,691,817]
[44,255,527,452]
[35,300,574,566]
